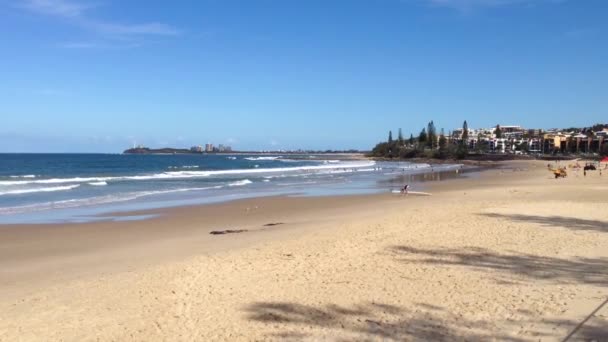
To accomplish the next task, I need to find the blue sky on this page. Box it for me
[0,0,606,152]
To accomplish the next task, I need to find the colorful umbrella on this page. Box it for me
[602,157,608,163]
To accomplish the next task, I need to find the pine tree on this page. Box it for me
[427,121,436,148]
[456,120,469,159]
[409,134,414,146]
[438,128,447,150]
[418,128,427,145]
[388,130,393,145]
[398,128,404,146]
[495,125,502,139]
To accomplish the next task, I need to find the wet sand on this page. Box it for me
[1,160,607,341]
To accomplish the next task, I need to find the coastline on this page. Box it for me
[1,160,607,340]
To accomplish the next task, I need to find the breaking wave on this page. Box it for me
[0,184,80,196]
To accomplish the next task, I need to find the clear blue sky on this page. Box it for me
[1,0,606,152]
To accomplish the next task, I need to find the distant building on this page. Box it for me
[528,138,542,153]
[596,129,608,138]
[217,144,232,152]
[528,129,543,138]
[205,143,214,152]
[445,123,608,155]
[190,145,203,152]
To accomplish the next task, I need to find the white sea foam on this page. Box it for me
[276,159,311,163]
[0,184,80,196]
[0,161,377,186]
[228,179,252,187]
[0,185,223,215]
[9,175,36,179]
[226,156,237,160]
[168,165,199,169]
[244,156,281,161]
[88,181,107,186]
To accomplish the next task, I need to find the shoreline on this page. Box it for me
[0,164,484,299]
[2,159,607,340]
[0,160,464,225]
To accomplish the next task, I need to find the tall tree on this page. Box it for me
[456,120,469,158]
[388,130,393,145]
[495,125,502,139]
[418,128,427,145]
[427,121,437,148]
[398,128,404,146]
[438,128,447,150]
[409,134,414,146]
[462,120,469,142]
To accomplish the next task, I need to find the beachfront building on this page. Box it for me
[488,139,503,153]
[190,145,203,153]
[448,123,607,155]
[496,125,524,135]
[528,138,542,153]
[205,143,214,152]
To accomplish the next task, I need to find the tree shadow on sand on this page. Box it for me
[243,246,608,340]
[479,213,608,233]
[539,316,608,342]
[244,301,530,341]
[391,246,608,286]
[389,246,608,340]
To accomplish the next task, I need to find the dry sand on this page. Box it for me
[1,160,607,341]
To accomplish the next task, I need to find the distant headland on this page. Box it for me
[123,147,194,154]
[123,146,365,156]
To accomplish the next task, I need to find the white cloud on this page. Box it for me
[22,0,88,17]
[57,40,145,49]
[20,0,180,37]
[88,21,179,36]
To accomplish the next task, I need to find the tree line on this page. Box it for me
[371,121,608,159]
[371,120,472,160]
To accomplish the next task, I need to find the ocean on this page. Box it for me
[0,154,462,223]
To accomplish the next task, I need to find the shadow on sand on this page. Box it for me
[391,245,608,286]
[390,245,608,340]
[244,301,529,341]
[242,245,608,340]
[479,213,608,233]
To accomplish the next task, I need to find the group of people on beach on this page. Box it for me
[548,160,605,178]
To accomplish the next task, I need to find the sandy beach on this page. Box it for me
[1,160,607,341]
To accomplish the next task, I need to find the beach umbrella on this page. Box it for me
[602,157,608,163]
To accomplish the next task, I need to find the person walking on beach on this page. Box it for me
[401,184,410,195]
